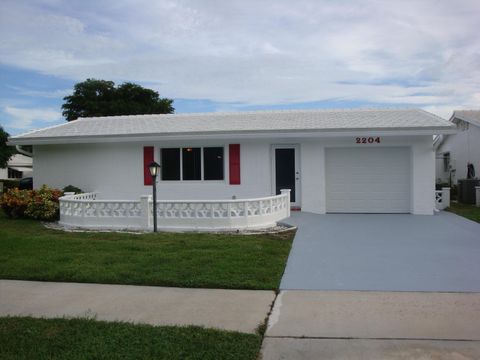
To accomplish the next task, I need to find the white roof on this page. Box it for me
[7,154,32,166]
[452,110,480,127]
[9,108,454,145]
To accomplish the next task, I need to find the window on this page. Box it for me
[160,146,224,181]
[8,168,22,179]
[161,148,180,180]
[203,147,224,180]
[443,152,450,172]
[182,147,201,180]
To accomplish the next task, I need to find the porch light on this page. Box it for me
[148,161,161,232]
[148,161,161,178]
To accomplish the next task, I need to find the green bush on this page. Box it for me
[0,179,20,191]
[63,185,83,194]
[25,186,63,221]
[1,185,63,221]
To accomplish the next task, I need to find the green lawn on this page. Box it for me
[0,317,262,360]
[447,202,480,223]
[0,212,293,290]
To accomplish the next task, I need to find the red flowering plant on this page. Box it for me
[1,185,63,221]
[0,188,31,218]
[25,185,63,221]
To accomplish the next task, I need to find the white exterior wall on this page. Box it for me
[0,168,7,180]
[33,135,435,215]
[436,122,480,184]
[33,140,272,201]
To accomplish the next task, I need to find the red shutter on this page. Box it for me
[143,146,154,185]
[229,144,240,185]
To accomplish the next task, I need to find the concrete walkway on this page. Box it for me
[0,280,275,334]
[262,290,480,359]
[281,211,480,292]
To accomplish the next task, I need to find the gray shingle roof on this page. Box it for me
[452,110,480,127]
[9,108,454,144]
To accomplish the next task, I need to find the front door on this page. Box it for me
[273,145,300,207]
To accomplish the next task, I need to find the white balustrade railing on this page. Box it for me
[435,187,450,211]
[59,190,291,231]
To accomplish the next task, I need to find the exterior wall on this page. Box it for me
[34,140,272,201]
[298,135,434,215]
[0,168,7,180]
[436,122,480,184]
[33,135,436,215]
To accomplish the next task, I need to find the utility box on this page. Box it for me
[458,179,480,204]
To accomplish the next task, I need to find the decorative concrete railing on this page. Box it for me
[435,187,450,211]
[59,190,291,231]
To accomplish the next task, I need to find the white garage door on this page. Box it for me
[326,147,411,213]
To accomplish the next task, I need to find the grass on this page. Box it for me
[0,211,293,290]
[447,202,480,223]
[0,317,262,360]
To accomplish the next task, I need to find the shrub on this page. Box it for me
[25,185,63,221]
[1,188,31,218]
[62,185,83,194]
[1,185,63,221]
[0,179,20,191]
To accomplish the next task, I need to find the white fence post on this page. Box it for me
[442,187,450,209]
[476,186,480,208]
[140,195,151,230]
[281,189,291,217]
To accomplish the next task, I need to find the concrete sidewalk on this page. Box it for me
[262,290,480,359]
[0,280,275,334]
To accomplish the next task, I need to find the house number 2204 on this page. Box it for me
[356,137,381,144]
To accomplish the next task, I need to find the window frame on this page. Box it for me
[443,152,450,172]
[160,146,226,182]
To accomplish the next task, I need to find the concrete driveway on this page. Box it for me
[281,211,480,292]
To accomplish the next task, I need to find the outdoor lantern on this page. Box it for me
[148,161,161,232]
[148,161,161,178]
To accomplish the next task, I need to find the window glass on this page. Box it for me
[203,147,224,180]
[161,148,180,180]
[182,148,201,180]
[443,152,450,172]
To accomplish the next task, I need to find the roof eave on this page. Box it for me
[8,127,456,146]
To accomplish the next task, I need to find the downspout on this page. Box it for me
[16,145,33,157]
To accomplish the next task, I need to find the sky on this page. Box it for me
[0,0,479,135]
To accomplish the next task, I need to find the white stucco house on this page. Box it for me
[435,110,480,185]
[8,108,454,230]
[0,154,33,180]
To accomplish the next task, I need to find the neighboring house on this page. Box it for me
[0,154,33,180]
[435,110,480,185]
[8,108,454,215]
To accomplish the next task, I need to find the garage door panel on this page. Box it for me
[326,147,411,213]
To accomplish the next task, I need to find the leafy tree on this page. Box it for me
[0,126,16,168]
[62,79,174,121]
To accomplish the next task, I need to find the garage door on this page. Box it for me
[325,147,411,213]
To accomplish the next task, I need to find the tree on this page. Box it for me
[0,126,16,168]
[62,79,174,121]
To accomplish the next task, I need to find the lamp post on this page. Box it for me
[148,161,161,232]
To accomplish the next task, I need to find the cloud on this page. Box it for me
[3,106,62,130]
[7,86,71,99]
[0,0,479,120]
